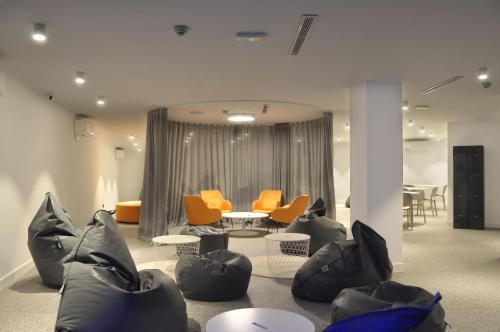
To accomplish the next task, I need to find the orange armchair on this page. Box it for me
[252,190,282,213]
[200,190,232,213]
[183,195,223,228]
[269,195,309,232]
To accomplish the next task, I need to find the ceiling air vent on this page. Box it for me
[289,14,318,55]
[421,76,464,94]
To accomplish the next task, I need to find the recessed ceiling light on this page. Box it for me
[235,32,267,43]
[96,96,106,107]
[477,67,489,80]
[419,126,425,133]
[227,113,256,123]
[137,148,142,152]
[429,132,435,138]
[401,101,409,111]
[74,71,86,85]
[344,122,350,129]
[133,142,138,147]
[128,133,135,140]
[32,23,47,43]
[336,136,342,141]
[407,120,414,127]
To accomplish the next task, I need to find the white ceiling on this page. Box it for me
[1,0,499,140]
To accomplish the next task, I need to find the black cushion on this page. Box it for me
[27,192,80,288]
[179,226,228,254]
[345,195,350,208]
[291,220,392,302]
[330,281,447,332]
[175,249,252,301]
[307,198,327,217]
[285,215,346,256]
[55,210,187,332]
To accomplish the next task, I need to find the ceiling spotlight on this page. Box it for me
[419,126,425,133]
[407,120,414,127]
[344,122,350,129]
[402,101,409,111]
[137,148,142,152]
[227,113,256,123]
[436,136,441,141]
[189,132,194,136]
[128,133,135,140]
[336,136,342,141]
[96,96,106,107]
[74,71,86,85]
[133,142,139,147]
[32,23,47,43]
[477,67,489,81]
[429,132,435,138]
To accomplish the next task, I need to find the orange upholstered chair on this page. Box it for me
[252,190,282,213]
[200,190,232,213]
[115,201,141,223]
[183,195,223,228]
[268,195,309,232]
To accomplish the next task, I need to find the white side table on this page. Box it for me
[222,212,268,236]
[152,235,201,258]
[264,232,310,277]
[206,308,314,332]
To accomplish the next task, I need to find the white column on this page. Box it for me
[349,81,403,268]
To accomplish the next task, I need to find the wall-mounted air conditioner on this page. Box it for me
[75,118,95,140]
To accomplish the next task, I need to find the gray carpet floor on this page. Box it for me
[1,207,500,331]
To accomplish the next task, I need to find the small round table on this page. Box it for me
[152,235,201,257]
[264,232,310,278]
[206,308,314,332]
[222,212,268,236]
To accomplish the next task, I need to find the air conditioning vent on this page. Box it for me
[289,14,318,55]
[404,137,432,142]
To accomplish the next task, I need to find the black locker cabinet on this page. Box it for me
[453,146,484,230]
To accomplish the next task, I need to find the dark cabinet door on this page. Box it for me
[453,146,484,230]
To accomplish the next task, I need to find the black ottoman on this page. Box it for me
[329,281,447,332]
[179,225,228,254]
[285,215,347,256]
[175,249,252,301]
[292,220,393,302]
[55,210,187,332]
[27,192,80,288]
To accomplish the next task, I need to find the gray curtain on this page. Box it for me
[289,112,336,218]
[140,112,335,238]
[139,108,168,240]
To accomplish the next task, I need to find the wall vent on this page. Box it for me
[289,14,318,55]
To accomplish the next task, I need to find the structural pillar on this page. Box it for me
[349,81,403,269]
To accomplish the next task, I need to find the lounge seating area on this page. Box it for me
[3,2,500,331]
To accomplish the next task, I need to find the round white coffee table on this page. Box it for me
[206,308,314,332]
[264,232,310,278]
[152,235,201,257]
[222,212,268,236]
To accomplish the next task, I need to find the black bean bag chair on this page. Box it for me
[307,198,327,217]
[327,281,447,332]
[179,225,228,254]
[285,215,347,256]
[27,192,80,288]
[292,220,392,302]
[175,249,252,301]
[55,210,187,332]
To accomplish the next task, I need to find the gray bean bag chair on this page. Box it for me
[55,210,187,332]
[27,192,80,288]
[179,225,228,254]
[345,195,350,208]
[285,215,347,256]
[292,220,392,302]
[307,198,327,217]
[175,249,252,301]
[330,281,447,332]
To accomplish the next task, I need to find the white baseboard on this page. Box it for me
[392,262,404,273]
[0,259,34,291]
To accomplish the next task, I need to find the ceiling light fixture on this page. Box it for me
[227,113,256,123]
[407,120,414,127]
[128,133,135,140]
[32,23,47,43]
[344,122,350,129]
[421,76,464,94]
[235,32,267,43]
[137,148,142,152]
[74,71,86,85]
[133,142,138,147]
[336,136,342,141]
[429,132,435,138]
[96,96,106,107]
[477,67,489,80]
[402,101,409,111]
[419,126,425,133]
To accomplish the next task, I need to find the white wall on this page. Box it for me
[117,150,144,201]
[0,74,119,283]
[448,119,500,228]
[334,141,350,204]
[403,140,448,186]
